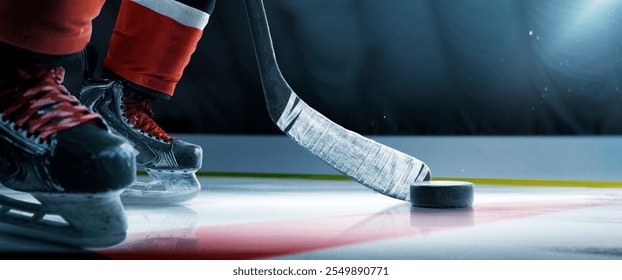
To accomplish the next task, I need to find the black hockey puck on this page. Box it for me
[410,181,474,208]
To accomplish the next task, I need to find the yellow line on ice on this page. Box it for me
[135,171,622,188]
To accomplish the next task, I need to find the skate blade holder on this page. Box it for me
[410,181,474,208]
[0,191,127,248]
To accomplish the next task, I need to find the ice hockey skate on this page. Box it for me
[0,64,136,248]
[81,79,203,204]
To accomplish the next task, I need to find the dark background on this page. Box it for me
[65,0,622,135]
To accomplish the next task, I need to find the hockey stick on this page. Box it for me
[244,0,431,201]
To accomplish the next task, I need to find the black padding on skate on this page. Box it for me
[50,125,136,193]
[410,181,474,208]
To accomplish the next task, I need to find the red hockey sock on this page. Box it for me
[0,0,105,56]
[104,0,210,97]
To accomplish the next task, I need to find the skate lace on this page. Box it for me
[121,96,175,142]
[0,66,101,141]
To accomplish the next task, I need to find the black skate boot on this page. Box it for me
[0,64,137,247]
[81,79,202,204]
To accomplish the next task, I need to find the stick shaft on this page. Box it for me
[244,0,290,121]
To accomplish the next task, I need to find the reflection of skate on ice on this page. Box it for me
[0,65,136,247]
[112,205,200,252]
[81,80,202,204]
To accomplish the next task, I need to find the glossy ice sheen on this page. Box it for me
[4,176,619,259]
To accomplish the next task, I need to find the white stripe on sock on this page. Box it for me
[131,0,210,29]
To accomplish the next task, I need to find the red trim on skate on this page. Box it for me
[104,0,204,96]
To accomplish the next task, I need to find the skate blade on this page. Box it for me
[0,190,127,248]
[122,171,201,204]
